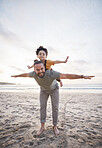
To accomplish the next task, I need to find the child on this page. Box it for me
[27,46,69,87]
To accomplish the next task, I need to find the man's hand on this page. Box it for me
[83,75,95,79]
[11,73,29,78]
[11,75,18,78]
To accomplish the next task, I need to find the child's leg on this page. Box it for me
[51,69,63,87]
[56,79,63,87]
[60,80,63,87]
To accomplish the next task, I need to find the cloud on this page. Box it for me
[68,60,90,73]
[68,41,88,50]
[0,70,4,74]
[0,23,21,44]
[10,66,26,72]
[46,46,58,53]
[73,60,88,65]
[0,23,32,54]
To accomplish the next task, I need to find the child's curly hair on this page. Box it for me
[34,59,38,63]
[36,46,48,56]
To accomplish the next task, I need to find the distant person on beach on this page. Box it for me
[11,61,95,136]
[27,46,69,87]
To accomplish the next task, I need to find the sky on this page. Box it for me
[0,0,102,85]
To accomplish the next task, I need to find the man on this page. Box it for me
[11,61,94,136]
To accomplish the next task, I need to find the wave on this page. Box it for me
[0,84,102,93]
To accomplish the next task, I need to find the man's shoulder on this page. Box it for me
[45,70,60,80]
[46,70,60,75]
[29,71,36,77]
[45,70,51,75]
[45,69,55,73]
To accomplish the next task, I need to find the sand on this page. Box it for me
[0,91,102,148]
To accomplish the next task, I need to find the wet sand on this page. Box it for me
[0,92,102,148]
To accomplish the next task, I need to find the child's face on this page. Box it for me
[37,50,47,60]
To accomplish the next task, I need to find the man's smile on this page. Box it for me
[37,72,45,78]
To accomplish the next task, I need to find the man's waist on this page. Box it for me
[40,85,59,91]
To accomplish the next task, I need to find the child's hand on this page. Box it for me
[27,65,31,69]
[65,56,69,63]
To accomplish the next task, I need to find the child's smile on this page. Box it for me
[37,50,47,60]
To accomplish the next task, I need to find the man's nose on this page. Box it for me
[39,69,43,72]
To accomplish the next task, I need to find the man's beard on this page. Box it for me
[37,72,45,78]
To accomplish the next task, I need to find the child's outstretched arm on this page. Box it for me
[54,56,69,64]
[27,64,34,69]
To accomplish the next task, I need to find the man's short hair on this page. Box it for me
[36,46,48,56]
[34,60,43,66]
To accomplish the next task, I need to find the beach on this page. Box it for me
[0,91,102,148]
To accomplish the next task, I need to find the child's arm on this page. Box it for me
[54,56,69,64]
[27,64,34,69]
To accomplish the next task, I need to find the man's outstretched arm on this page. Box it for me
[11,73,29,78]
[60,73,95,79]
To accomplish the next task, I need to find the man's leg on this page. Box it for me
[50,88,59,135]
[37,89,49,135]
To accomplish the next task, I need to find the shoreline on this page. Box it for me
[0,83,102,94]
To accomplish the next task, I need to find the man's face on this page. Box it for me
[37,50,47,60]
[34,63,45,78]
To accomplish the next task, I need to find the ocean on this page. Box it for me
[0,84,102,93]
